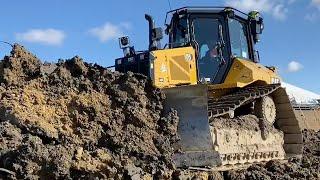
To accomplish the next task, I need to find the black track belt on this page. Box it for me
[208,84,281,118]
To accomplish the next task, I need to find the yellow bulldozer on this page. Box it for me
[114,7,302,169]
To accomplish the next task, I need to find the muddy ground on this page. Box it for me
[0,44,319,179]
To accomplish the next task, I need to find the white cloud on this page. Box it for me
[89,22,130,42]
[273,4,288,20]
[16,29,65,45]
[287,61,303,72]
[226,0,272,12]
[225,0,290,20]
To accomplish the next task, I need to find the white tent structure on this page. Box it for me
[282,82,320,105]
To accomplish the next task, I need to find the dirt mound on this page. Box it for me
[0,44,179,179]
[0,44,41,85]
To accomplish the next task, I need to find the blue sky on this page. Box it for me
[0,0,319,93]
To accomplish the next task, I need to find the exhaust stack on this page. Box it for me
[145,14,163,50]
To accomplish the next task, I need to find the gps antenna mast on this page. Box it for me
[167,0,172,11]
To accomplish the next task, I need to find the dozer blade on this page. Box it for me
[163,85,221,167]
[164,84,303,169]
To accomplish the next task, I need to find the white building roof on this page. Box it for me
[282,82,320,105]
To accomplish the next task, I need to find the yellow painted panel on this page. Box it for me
[150,47,197,88]
[211,58,280,89]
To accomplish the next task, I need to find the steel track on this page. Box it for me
[208,84,281,118]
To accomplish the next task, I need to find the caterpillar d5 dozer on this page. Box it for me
[115,7,303,169]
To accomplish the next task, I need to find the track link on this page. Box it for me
[208,84,281,118]
[219,150,282,166]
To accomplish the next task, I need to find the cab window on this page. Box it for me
[228,19,250,59]
[172,17,188,48]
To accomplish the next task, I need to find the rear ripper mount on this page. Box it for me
[164,84,303,169]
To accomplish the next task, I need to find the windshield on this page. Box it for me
[192,18,221,83]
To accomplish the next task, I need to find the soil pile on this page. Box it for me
[0,44,179,179]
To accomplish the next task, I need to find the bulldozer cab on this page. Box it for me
[115,7,267,89]
[166,7,264,84]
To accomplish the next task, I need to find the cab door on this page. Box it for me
[190,15,230,84]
